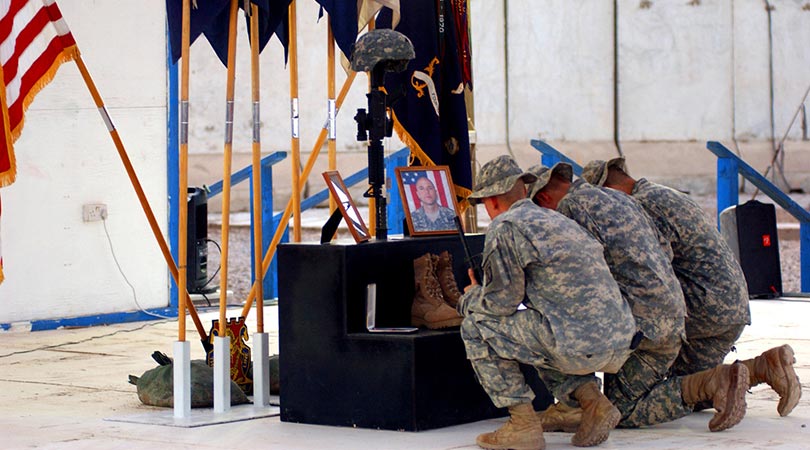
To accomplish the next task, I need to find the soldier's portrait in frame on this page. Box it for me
[396,166,459,236]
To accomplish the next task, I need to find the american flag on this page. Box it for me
[0,0,77,187]
[400,169,453,211]
[0,0,77,284]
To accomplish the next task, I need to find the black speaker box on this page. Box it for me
[720,200,782,298]
[187,187,214,294]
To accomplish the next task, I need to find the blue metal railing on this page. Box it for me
[707,141,810,292]
[530,139,583,176]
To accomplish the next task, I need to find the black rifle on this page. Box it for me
[454,216,482,283]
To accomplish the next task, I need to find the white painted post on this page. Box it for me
[214,335,231,413]
[173,340,191,418]
[253,333,270,407]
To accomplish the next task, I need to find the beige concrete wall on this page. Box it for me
[190,0,810,210]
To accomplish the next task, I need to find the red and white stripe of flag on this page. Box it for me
[404,170,452,210]
[0,0,77,188]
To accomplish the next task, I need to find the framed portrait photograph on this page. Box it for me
[322,171,371,243]
[395,165,460,236]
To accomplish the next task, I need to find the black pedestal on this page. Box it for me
[278,235,552,431]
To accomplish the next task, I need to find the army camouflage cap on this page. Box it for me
[350,29,415,73]
[526,162,573,201]
[581,157,628,187]
[468,155,537,204]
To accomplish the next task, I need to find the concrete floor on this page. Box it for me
[1,299,808,450]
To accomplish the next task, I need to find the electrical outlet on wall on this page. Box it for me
[82,203,108,222]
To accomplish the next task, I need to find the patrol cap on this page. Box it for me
[581,157,628,187]
[526,162,573,201]
[468,155,537,204]
[350,29,415,73]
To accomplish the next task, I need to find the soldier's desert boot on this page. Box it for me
[738,344,801,416]
[681,362,749,431]
[411,253,463,329]
[538,402,582,433]
[436,251,463,307]
[570,382,621,447]
[476,403,545,450]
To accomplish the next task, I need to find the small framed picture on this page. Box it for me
[322,171,371,243]
[395,165,459,236]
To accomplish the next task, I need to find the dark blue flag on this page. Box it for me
[166,0,230,64]
[314,0,358,60]
[377,0,473,201]
[247,0,293,63]
[167,0,291,66]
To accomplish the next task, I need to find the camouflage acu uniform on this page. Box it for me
[556,179,688,427]
[630,178,750,375]
[458,199,637,409]
[410,206,457,231]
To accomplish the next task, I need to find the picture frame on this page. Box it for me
[395,165,460,236]
[322,171,371,243]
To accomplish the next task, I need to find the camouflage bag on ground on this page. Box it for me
[128,351,249,408]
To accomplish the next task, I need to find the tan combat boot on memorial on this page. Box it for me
[738,344,801,416]
[435,251,463,308]
[681,362,749,431]
[570,382,621,447]
[476,403,545,450]
[538,401,582,433]
[411,253,463,329]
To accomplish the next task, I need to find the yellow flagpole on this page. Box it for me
[249,3,264,332]
[177,0,191,342]
[288,0,302,242]
[218,0,239,335]
[327,18,336,214]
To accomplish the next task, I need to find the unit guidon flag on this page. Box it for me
[376,0,472,205]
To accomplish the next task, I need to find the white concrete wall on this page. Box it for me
[505,0,616,142]
[0,1,168,325]
[184,0,810,206]
[466,0,810,193]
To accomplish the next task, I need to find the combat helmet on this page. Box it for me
[350,28,415,73]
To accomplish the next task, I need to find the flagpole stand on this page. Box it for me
[213,335,231,413]
[252,332,271,407]
[351,30,415,241]
[173,340,191,419]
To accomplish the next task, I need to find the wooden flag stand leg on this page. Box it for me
[173,0,193,419]
[212,0,240,415]
[249,2,270,408]
[289,0,302,243]
[327,20,337,217]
